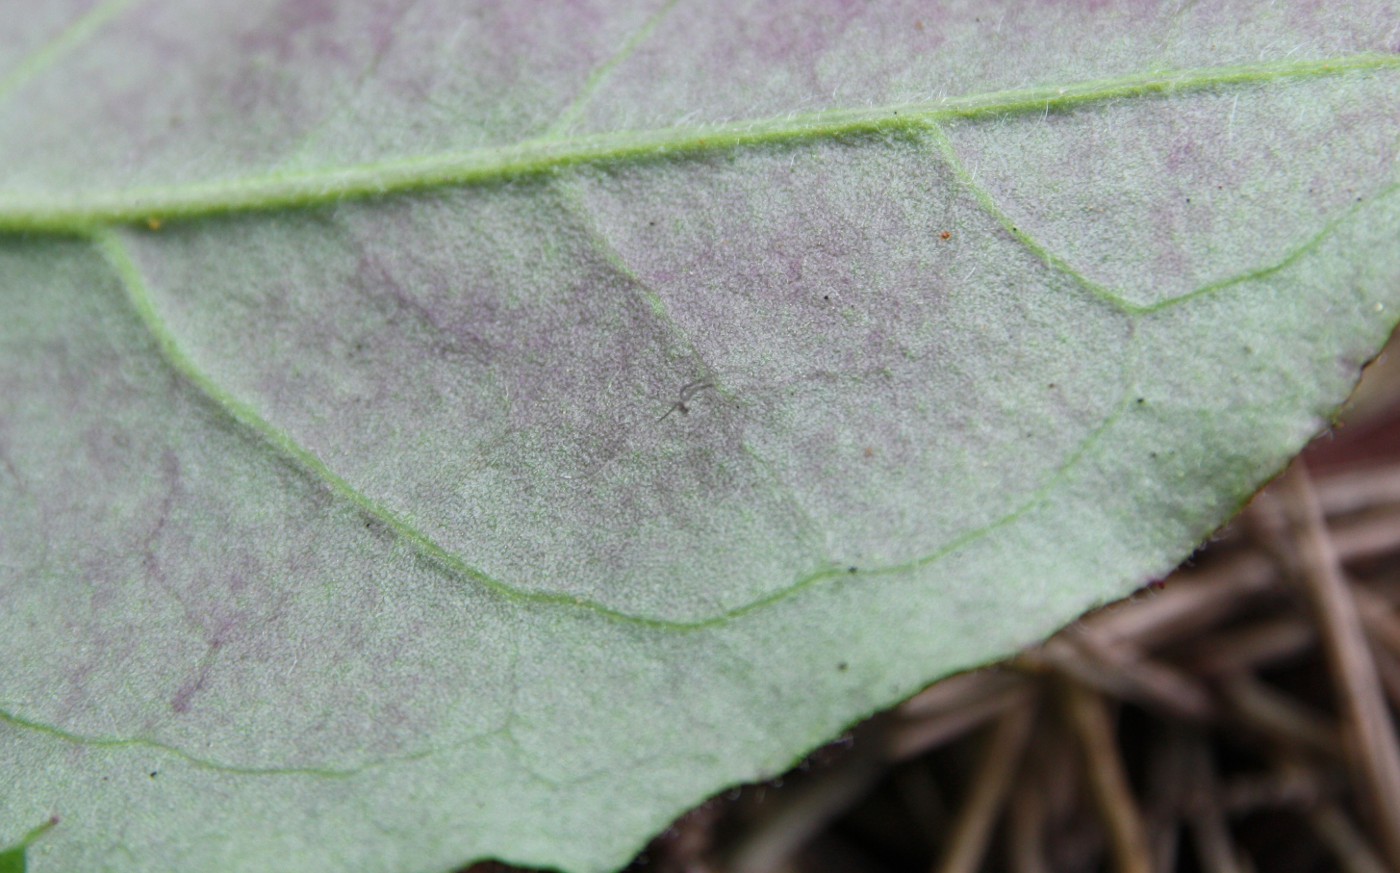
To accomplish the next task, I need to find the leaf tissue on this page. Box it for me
[1,1,1398,871]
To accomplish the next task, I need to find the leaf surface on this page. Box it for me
[1,2,1398,871]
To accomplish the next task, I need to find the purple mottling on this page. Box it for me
[170,640,222,714]
[1039,0,1114,11]
[0,432,26,495]
[237,0,341,62]
[355,252,498,367]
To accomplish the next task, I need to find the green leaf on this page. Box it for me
[0,818,58,873]
[1,2,1397,871]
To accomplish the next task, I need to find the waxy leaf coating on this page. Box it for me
[2,2,1399,871]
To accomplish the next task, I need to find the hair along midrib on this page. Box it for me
[0,53,1394,233]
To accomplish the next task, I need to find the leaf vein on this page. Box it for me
[540,0,683,139]
[92,225,1142,632]
[920,121,1137,314]
[1135,182,1400,314]
[0,705,360,778]
[1,55,1393,232]
[0,0,142,106]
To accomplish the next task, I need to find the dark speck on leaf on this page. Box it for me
[149,771,158,778]
[837,662,849,672]
[848,566,858,574]
[1137,397,1145,404]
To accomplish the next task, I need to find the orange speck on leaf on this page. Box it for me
[862,447,875,459]
[914,19,924,31]
[145,217,162,231]
[939,231,952,240]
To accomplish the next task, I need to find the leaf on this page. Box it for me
[1,2,1397,871]
[0,818,58,873]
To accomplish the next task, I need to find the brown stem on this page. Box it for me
[1143,725,1191,873]
[1314,463,1400,516]
[1309,804,1391,873]
[1057,680,1152,873]
[1181,616,1315,677]
[1330,507,1400,562]
[891,683,1031,763]
[1008,777,1052,873]
[1274,463,1400,869]
[1090,553,1277,650]
[1217,671,1341,757]
[1183,736,1245,873]
[933,701,1037,873]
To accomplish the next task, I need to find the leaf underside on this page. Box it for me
[1,2,1398,871]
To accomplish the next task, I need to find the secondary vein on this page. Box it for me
[92,224,1145,632]
[93,229,692,630]
[0,0,141,105]
[0,706,359,778]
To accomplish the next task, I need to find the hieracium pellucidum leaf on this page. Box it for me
[1,2,1398,870]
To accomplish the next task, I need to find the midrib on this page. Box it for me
[0,52,1395,233]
